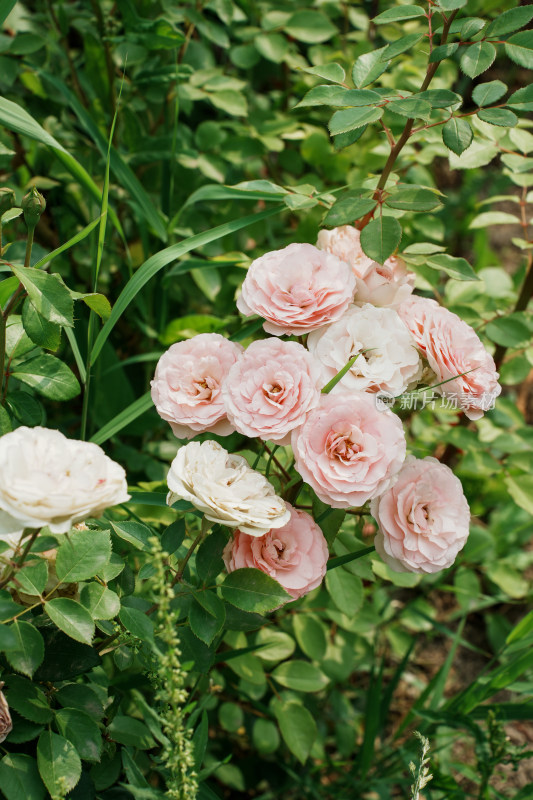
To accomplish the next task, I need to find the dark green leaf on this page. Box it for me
[385,188,442,212]
[374,5,425,23]
[161,518,185,556]
[37,731,81,797]
[22,298,61,350]
[5,390,43,426]
[328,106,383,136]
[189,592,225,645]
[11,353,80,401]
[323,194,376,226]
[426,253,479,281]
[387,97,432,119]
[472,81,507,107]
[80,583,121,620]
[297,85,381,108]
[292,615,327,660]
[0,0,16,25]
[485,6,533,38]
[485,314,531,347]
[10,266,73,327]
[107,716,156,749]
[55,684,105,718]
[0,753,46,800]
[56,708,102,761]
[360,216,402,264]
[5,620,44,677]
[45,598,95,645]
[273,700,317,764]
[382,33,424,61]
[110,519,153,551]
[478,108,518,127]
[418,89,462,108]
[220,568,290,613]
[55,530,111,582]
[507,85,533,112]
[429,43,458,63]
[326,568,364,613]
[442,117,473,155]
[352,48,390,88]
[4,675,53,723]
[33,627,100,682]
[505,32,533,70]
[196,527,227,583]
[119,605,155,645]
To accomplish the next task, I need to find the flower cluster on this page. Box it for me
[154,226,501,597]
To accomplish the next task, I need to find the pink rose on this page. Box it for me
[151,334,243,439]
[317,226,414,307]
[291,392,406,509]
[236,243,356,335]
[371,456,470,573]
[223,503,329,600]
[222,339,324,444]
[398,296,501,420]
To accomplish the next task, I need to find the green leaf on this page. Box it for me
[298,63,346,84]
[11,353,80,400]
[485,6,533,38]
[273,700,317,764]
[37,731,81,798]
[429,42,458,63]
[189,592,225,645]
[110,519,153,551]
[382,33,424,61]
[5,390,43,426]
[4,675,53,723]
[90,207,283,367]
[45,598,95,645]
[486,563,528,599]
[220,568,290,613]
[505,31,533,70]
[460,41,496,78]
[442,117,473,155]
[292,615,327,660]
[438,0,466,8]
[255,629,295,663]
[426,253,479,281]
[352,47,390,88]
[56,708,102,761]
[507,85,533,112]
[21,299,61,350]
[5,621,44,677]
[486,314,531,348]
[1,207,22,223]
[323,194,376,226]
[285,10,337,43]
[0,754,46,800]
[70,291,112,320]
[107,716,156,749]
[478,108,518,128]
[417,89,462,109]
[472,80,507,107]
[387,96,432,119]
[374,5,425,23]
[0,0,16,25]
[272,661,329,693]
[254,33,289,64]
[196,527,226,583]
[90,390,153,446]
[80,583,121,620]
[328,106,383,136]
[0,622,17,650]
[507,609,533,646]
[161,518,185,556]
[55,684,105,718]
[385,188,442,212]
[55,530,111,582]
[0,403,12,435]
[326,568,364,613]
[360,216,402,264]
[252,719,280,755]
[10,266,73,327]
[119,605,155,645]
[297,85,380,109]
[16,560,48,596]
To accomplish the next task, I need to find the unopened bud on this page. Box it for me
[22,187,46,230]
[0,187,15,217]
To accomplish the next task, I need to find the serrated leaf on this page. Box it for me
[485,7,533,38]
[323,194,376,226]
[4,675,52,723]
[16,560,48,596]
[37,731,81,798]
[189,592,225,645]
[472,80,507,107]
[442,117,473,155]
[360,216,402,264]
[418,89,462,109]
[55,708,102,761]
[297,85,380,108]
[110,519,153,551]
[507,85,533,112]
[195,527,226,583]
[328,105,383,136]
[80,583,120,620]
[21,298,61,350]
[11,353,80,401]
[10,266,73,327]
[426,253,479,281]
[438,0,467,9]
[298,63,345,84]
[374,5,425,23]
[387,96,432,119]
[460,41,496,78]
[429,42,458,63]
[352,47,389,88]
[55,530,111,582]
[505,32,533,70]
[119,605,155,645]
[382,33,424,61]
[273,700,317,764]
[45,598,95,645]
[108,716,156,749]
[385,188,442,212]
[71,291,112,320]
[478,108,518,128]
[220,568,290,613]
[0,754,46,800]
[5,621,44,677]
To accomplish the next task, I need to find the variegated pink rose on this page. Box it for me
[372,456,470,573]
[151,333,244,439]
[222,339,323,444]
[291,392,406,509]
[223,503,329,600]
[237,243,356,335]
[398,296,501,420]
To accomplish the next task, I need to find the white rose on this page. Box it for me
[166,440,290,537]
[0,427,130,535]
[308,304,422,396]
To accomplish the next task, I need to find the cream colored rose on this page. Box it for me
[0,683,12,743]
[0,427,130,535]
[166,440,290,536]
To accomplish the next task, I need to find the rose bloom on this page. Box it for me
[398,296,501,420]
[223,339,324,444]
[317,226,414,307]
[166,440,290,536]
[0,427,130,536]
[371,456,470,573]
[151,333,243,439]
[223,503,329,600]
[307,304,421,396]
[291,392,406,509]
[0,683,12,744]
[236,242,356,335]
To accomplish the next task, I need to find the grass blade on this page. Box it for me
[90,391,153,446]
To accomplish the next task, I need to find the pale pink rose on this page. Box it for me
[398,296,501,420]
[223,503,329,600]
[317,226,414,307]
[222,339,324,444]
[236,243,356,335]
[151,334,243,439]
[291,392,406,509]
[371,456,470,574]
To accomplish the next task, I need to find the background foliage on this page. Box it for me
[0,0,533,798]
